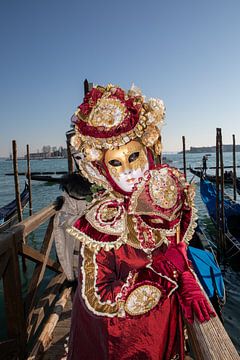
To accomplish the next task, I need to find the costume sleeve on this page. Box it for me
[95,248,131,302]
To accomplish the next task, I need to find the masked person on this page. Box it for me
[66,84,215,360]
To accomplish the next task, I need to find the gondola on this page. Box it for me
[200,178,240,268]
[189,166,240,195]
[0,183,29,232]
[30,174,63,183]
[188,225,225,315]
[190,166,240,185]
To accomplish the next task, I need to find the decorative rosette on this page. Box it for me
[129,165,186,221]
[124,284,162,316]
[70,84,165,159]
[85,198,126,236]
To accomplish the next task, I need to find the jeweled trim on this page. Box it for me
[80,245,118,317]
[66,226,127,251]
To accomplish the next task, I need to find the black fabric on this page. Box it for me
[59,173,92,199]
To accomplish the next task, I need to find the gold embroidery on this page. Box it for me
[81,246,118,317]
[88,98,127,128]
[124,285,161,316]
[85,198,127,236]
[149,169,178,209]
[129,169,183,221]
[126,216,175,251]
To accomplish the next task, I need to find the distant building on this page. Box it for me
[24,148,68,160]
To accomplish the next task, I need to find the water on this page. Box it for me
[0,154,239,351]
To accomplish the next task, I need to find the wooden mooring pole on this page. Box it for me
[182,136,187,179]
[232,134,237,201]
[27,144,33,216]
[12,140,23,222]
[12,140,27,272]
[219,128,226,258]
[215,129,220,261]
[66,135,74,174]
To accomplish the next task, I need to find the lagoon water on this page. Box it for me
[0,153,239,352]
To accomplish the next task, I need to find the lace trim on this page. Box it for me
[182,205,198,245]
[78,160,112,191]
[80,245,118,317]
[66,226,127,251]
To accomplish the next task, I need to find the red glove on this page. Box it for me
[177,271,216,324]
[163,241,190,272]
[157,242,216,324]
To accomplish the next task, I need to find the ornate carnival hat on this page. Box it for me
[70,84,165,190]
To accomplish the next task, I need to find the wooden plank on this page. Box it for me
[2,236,27,359]
[187,315,240,359]
[0,205,56,250]
[25,217,56,314]
[22,206,56,237]
[20,243,62,273]
[28,286,72,360]
[27,273,66,341]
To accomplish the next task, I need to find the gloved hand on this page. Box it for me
[177,270,216,324]
[155,241,216,324]
[154,240,190,274]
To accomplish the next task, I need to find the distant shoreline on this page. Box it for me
[2,157,68,161]
[178,144,240,154]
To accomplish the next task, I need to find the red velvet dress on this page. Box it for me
[66,166,201,360]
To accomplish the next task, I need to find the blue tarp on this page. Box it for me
[188,246,225,300]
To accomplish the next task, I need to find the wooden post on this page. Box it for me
[182,136,187,179]
[66,134,74,174]
[12,140,27,271]
[232,134,237,201]
[2,232,28,359]
[219,128,226,258]
[215,129,220,260]
[26,145,33,216]
[84,78,89,96]
[12,140,22,222]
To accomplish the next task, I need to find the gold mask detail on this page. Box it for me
[104,140,148,180]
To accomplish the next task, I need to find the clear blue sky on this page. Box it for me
[1,0,240,156]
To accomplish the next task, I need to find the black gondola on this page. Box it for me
[189,166,240,194]
[200,178,240,268]
[0,183,29,232]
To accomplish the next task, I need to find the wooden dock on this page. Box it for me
[41,294,73,360]
[42,299,71,359]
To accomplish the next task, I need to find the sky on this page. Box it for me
[1,0,240,156]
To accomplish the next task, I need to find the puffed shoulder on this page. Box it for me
[66,194,128,251]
